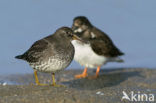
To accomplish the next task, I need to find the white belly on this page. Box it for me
[71,40,108,68]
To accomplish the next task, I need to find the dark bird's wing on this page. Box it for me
[15,38,52,63]
[90,32,124,57]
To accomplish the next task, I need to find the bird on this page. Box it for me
[71,16,124,79]
[15,27,82,86]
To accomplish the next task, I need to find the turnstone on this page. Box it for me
[71,16,124,79]
[15,27,81,86]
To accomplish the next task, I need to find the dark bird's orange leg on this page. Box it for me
[75,67,88,79]
[88,66,101,79]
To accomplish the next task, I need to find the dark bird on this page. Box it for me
[15,27,81,86]
[71,16,124,79]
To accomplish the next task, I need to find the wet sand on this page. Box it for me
[0,68,156,103]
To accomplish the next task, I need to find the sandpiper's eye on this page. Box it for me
[68,34,73,37]
[66,31,72,37]
[66,31,70,35]
[66,31,70,34]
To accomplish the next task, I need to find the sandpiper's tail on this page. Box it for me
[15,55,24,59]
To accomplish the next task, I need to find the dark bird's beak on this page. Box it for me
[71,26,78,32]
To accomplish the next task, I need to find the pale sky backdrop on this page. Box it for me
[0,0,156,74]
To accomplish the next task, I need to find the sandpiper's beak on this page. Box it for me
[72,34,82,41]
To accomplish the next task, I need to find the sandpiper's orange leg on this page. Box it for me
[88,66,101,79]
[75,67,88,79]
[34,70,48,86]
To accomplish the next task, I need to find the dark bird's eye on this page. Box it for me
[79,22,83,25]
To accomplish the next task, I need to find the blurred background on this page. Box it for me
[0,0,156,75]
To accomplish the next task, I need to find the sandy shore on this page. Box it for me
[0,68,156,103]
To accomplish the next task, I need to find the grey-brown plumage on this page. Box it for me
[16,27,75,73]
[15,27,80,86]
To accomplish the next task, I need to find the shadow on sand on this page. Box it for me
[63,68,143,90]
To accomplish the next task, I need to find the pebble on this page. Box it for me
[96,91,104,95]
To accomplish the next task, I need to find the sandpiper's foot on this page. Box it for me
[51,73,65,87]
[34,70,48,86]
[36,83,49,86]
[51,83,65,87]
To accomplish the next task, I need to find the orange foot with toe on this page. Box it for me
[75,68,88,79]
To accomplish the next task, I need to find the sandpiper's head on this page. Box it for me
[55,27,82,42]
[72,16,92,33]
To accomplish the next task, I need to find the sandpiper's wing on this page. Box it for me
[16,37,53,63]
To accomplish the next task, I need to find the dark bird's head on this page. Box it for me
[54,27,82,42]
[72,16,92,33]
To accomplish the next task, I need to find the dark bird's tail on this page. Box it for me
[15,55,24,59]
[119,52,124,56]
